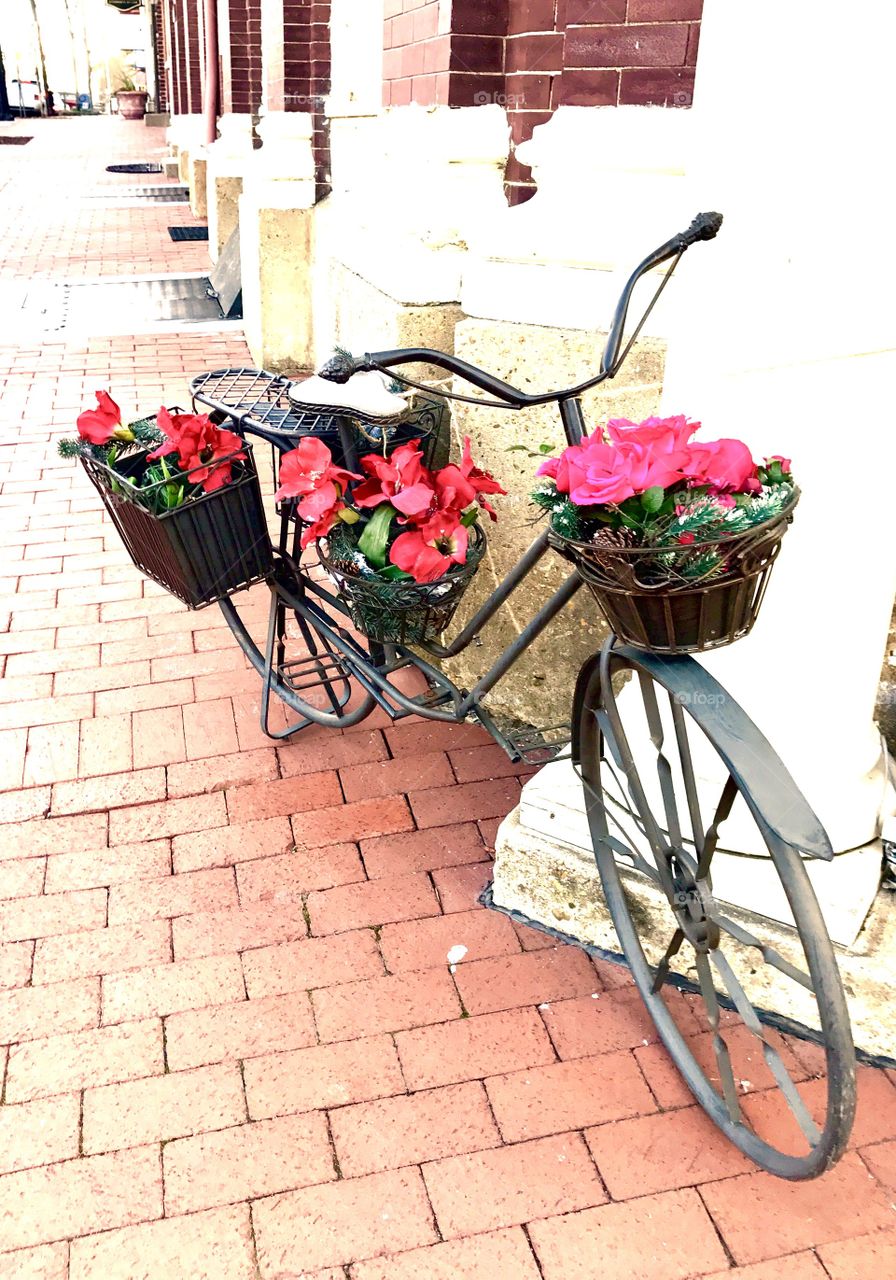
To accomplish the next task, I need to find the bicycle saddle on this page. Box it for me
[287,370,409,425]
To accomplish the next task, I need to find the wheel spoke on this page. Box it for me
[715,913,815,992]
[639,673,684,848]
[575,752,661,883]
[670,694,705,851]
[697,776,738,882]
[651,927,686,993]
[712,949,822,1147]
[695,952,742,1124]
[599,686,678,900]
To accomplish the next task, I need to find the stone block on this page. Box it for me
[441,317,664,728]
[240,185,314,373]
[209,175,243,264]
[490,803,894,1061]
[189,154,208,220]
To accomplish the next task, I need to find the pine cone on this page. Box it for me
[586,526,639,586]
[590,527,637,551]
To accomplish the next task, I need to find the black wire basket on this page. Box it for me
[319,523,486,645]
[549,489,799,654]
[81,445,274,610]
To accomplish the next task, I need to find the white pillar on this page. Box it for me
[657,0,896,856]
[495,0,896,948]
[239,113,317,370]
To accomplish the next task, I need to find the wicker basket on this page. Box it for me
[549,489,799,654]
[81,445,273,610]
[319,523,486,645]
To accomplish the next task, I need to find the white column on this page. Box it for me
[496,0,896,948]
[657,0,896,855]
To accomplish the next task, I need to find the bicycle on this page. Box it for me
[191,213,856,1180]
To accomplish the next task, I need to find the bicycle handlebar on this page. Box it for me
[317,211,723,407]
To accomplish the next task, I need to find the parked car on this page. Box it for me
[6,78,41,116]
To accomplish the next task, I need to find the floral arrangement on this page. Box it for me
[532,415,794,584]
[61,391,248,514]
[274,435,505,584]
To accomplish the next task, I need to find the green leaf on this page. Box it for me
[460,507,480,528]
[505,444,530,452]
[640,486,665,513]
[538,443,555,454]
[378,564,413,581]
[357,503,398,570]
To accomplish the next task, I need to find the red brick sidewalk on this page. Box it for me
[0,116,894,1279]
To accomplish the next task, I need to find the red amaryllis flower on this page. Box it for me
[77,390,124,445]
[274,438,361,549]
[148,408,246,494]
[435,437,506,521]
[147,407,210,466]
[353,441,435,518]
[390,509,469,583]
[186,425,247,493]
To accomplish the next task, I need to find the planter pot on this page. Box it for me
[548,490,799,655]
[81,445,273,609]
[319,523,486,646]
[117,91,149,121]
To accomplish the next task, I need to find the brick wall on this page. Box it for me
[164,0,205,115]
[151,1,169,111]
[225,0,263,115]
[382,0,701,201]
[277,0,332,194]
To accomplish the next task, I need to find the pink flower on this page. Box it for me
[77,390,123,445]
[682,438,760,493]
[765,455,792,473]
[389,509,469,583]
[353,441,435,518]
[436,437,506,521]
[540,433,689,507]
[607,415,701,450]
[274,437,361,547]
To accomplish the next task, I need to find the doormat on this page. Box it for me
[0,137,33,145]
[168,226,209,241]
[106,163,162,174]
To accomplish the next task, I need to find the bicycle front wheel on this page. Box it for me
[574,640,856,1179]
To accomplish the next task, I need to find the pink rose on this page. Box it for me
[607,415,701,451]
[683,438,760,493]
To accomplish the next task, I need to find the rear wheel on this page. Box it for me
[574,640,856,1179]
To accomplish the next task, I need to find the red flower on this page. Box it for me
[77,390,123,445]
[274,438,361,549]
[435,437,506,521]
[353,441,435,518]
[390,509,469,583]
[148,408,246,494]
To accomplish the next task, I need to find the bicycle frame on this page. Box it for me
[219,212,725,750]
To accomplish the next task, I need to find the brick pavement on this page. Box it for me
[0,115,894,1278]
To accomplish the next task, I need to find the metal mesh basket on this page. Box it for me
[81,445,273,610]
[319,523,486,645]
[549,489,799,654]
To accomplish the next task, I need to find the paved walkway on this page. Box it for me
[0,115,894,1280]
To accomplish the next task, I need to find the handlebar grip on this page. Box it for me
[678,211,724,247]
[317,351,373,383]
